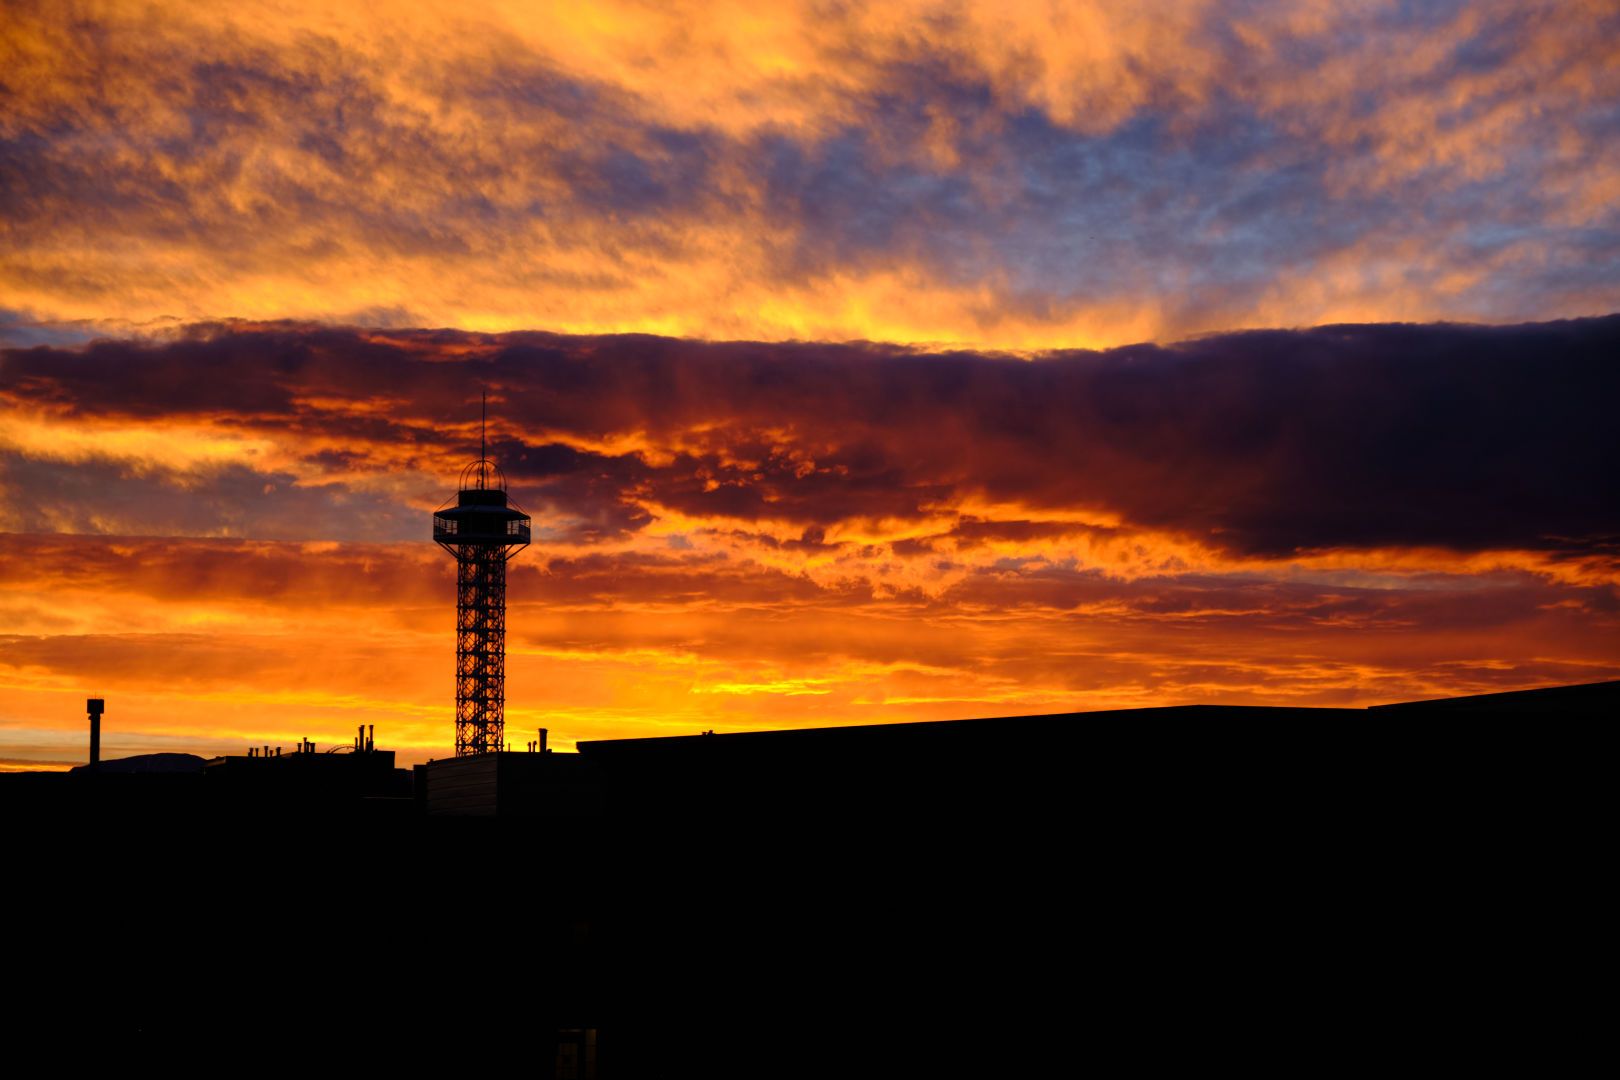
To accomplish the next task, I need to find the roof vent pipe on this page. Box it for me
[87,698,104,772]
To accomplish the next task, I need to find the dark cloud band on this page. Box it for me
[4,315,1617,558]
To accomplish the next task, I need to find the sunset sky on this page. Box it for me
[3,1,1618,765]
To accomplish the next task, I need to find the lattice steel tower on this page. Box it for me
[433,405,530,756]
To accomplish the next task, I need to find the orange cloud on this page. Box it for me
[3,509,1616,765]
[4,1,1617,348]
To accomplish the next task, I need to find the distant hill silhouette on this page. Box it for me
[69,752,205,774]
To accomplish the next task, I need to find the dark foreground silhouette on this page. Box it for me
[7,681,1613,1073]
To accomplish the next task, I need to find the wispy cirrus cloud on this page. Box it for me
[3,1,1618,347]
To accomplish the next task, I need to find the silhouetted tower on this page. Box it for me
[433,400,530,756]
[87,697,104,771]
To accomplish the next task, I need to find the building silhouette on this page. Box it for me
[7,678,1613,1071]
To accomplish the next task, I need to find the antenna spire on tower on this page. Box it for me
[480,392,487,488]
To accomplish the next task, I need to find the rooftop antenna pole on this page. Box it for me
[480,392,487,488]
[87,697,104,772]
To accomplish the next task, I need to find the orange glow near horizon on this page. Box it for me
[4,529,1615,766]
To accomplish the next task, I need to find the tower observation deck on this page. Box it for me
[434,452,531,756]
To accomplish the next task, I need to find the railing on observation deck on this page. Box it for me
[434,515,530,543]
